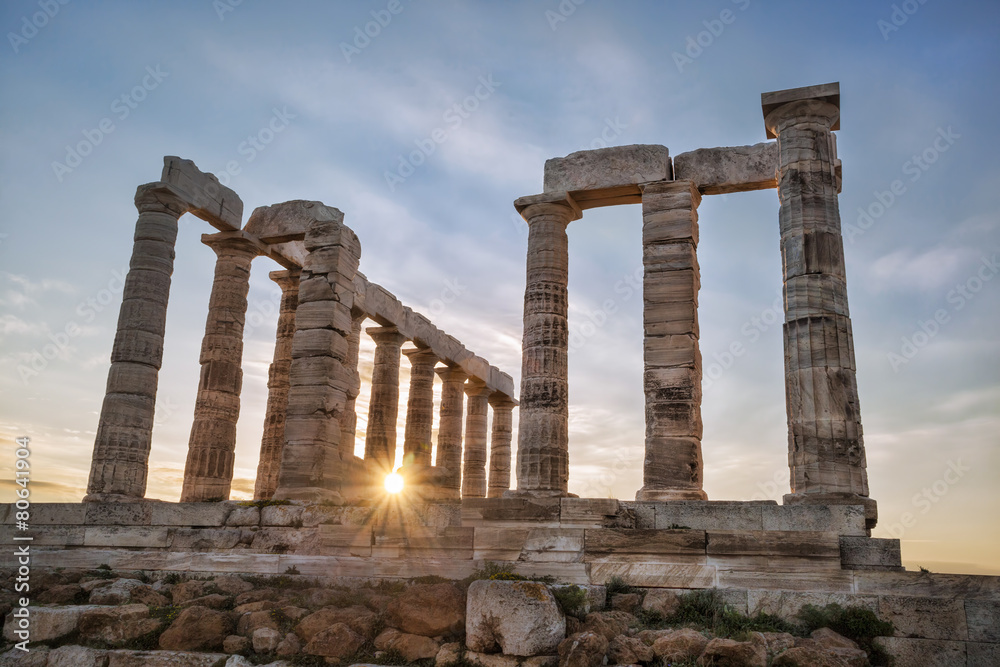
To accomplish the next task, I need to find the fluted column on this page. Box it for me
[181,234,259,502]
[462,380,491,498]
[339,313,365,460]
[636,180,707,501]
[487,394,516,498]
[512,194,580,497]
[402,347,438,467]
[435,366,467,497]
[763,83,875,526]
[253,269,300,500]
[85,184,186,502]
[364,326,407,475]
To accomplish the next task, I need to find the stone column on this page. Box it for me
[253,269,300,500]
[487,394,516,498]
[434,366,467,497]
[512,193,581,497]
[339,313,365,461]
[636,180,707,501]
[762,83,875,526]
[85,184,186,502]
[402,347,439,468]
[462,380,491,498]
[363,326,407,475]
[180,234,259,502]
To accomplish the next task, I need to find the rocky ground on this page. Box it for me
[0,565,891,666]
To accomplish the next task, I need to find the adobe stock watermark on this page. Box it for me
[213,0,244,21]
[214,107,296,186]
[673,0,751,73]
[884,459,969,539]
[51,65,170,182]
[7,0,70,54]
[384,74,501,192]
[427,278,467,317]
[546,0,586,31]
[877,0,930,41]
[17,266,128,384]
[340,0,409,63]
[845,126,960,244]
[887,253,998,372]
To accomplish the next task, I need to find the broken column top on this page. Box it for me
[761,82,840,138]
[543,144,671,193]
[161,156,243,230]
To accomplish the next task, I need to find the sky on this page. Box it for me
[0,0,997,575]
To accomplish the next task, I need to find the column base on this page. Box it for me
[502,489,579,499]
[635,487,708,501]
[783,492,878,531]
[82,493,151,503]
[273,487,344,504]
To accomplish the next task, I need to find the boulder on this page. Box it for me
[212,575,254,596]
[751,631,797,658]
[35,584,85,604]
[0,647,49,667]
[223,635,250,653]
[652,628,709,661]
[159,605,234,651]
[466,652,521,667]
[607,635,654,664]
[180,593,232,610]
[557,631,608,667]
[46,645,108,667]
[386,583,465,637]
[276,631,301,656]
[696,637,767,667]
[303,622,364,659]
[295,605,378,642]
[810,627,860,651]
[169,580,210,605]
[375,628,441,661]
[436,641,464,667]
[237,609,280,636]
[90,578,169,606]
[772,644,867,667]
[3,605,100,643]
[104,650,231,666]
[466,580,566,656]
[78,604,162,645]
[581,611,634,641]
[253,627,283,653]
[641,589,680,617]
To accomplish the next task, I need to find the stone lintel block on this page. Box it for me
[461,497,561,526]
[560,498,619,527]
[966,599,1000,643]
[707,530,840,558]
[839,536,903,570]
[260,504,305,526]
[84,502,153,526]
[762,504,867,535]
[873,637,966,667]
[673,142,778,195]
[854,571,1000,600]
[365,283,406,326]
[460,355,491,384]
[244,199,343,244]
[544,144,671,194]
[149,503,231,527]
[591,562,715,589]
[762,82,840,127]
[879,595,969,641]
[585,528,707,555]
[718,570,854,593]
[746,590,878,620]
[653,502,764,531]
[161,156,243,230]
[83,526,170,548]
[167,528,242,551]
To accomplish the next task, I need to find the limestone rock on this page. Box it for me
[607,635,654,664]
[696,637,767,667]
[651,628,709,661]
[295,605,378,641]
[159,605,233,651]
[375,628,441,661]
[810,627,860,651]
[465,652,521,667]
[387,583,465,637]
[46,645,108,667]
[212,575,254,596]
[90,578,169,606]
[557,631,608,667]
[641,588,680,617]
[303,622,363,659]
[673,142,778,195]
[276,631,301,656]
[169,580,210,605]
[223,635,250,653]
[3,605,100,643]
[609,593,641,613]
[104,650,231,666]
[436,642,464,667]
[581,611,634,641]
[544,144,671,193]
[180,593,232,609]
[253,626,283,653]
[238,609,280,636]
[466,580,566,656]
[772,644,867,667]
[78,604,162,645]
[36,583,85,604]
[0,647,49,667]
[751,631,797,659]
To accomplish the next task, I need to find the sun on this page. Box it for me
[384,472,404,494]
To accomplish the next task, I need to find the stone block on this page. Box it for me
[544,144,671,193]
[318,525,373,557]
[968,641,1000,667]
[966,599,1000,643]
[150,503,231,527]
[466,580,566,656]
[878,595,968,641]
[707,530,839,558]
[854,571,1000,599]
[746,590,878,621]
[84,526,170,548]
[586,528,707,555]
[762,504,866,535]
[872,637,965,667]
[106,649,231,667]
[652,502,763,531]
[462,498,561,526]
[168,528,242,551]
[3,605,103,643]
[673,142,778,195]
[0,525,84,546]
[260,504,304,526]
[560,498,619,527]
[46,645,108,667]
[717,570,854,592]
[590,562,715,588]
[162,155,243,230]
[27,503,87,525]
[225,506,260,526]
[85,502,152,526]
[839,536,903,570]
[244,199,341,244]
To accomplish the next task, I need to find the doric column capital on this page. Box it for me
[202,232,264,260]
[464,379,492,398]
[366,325,407,348]
[435,365,468,384]
[134,182,190,217]
[488,393,517,410]
[269,269,301,293]
[402,346,439,369]
[514,191,582,225]
[762,82,840,138]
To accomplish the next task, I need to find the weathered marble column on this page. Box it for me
[636,180,707,501]
[181,234,259,502]
[363,326,407,475]
[462,380,492,498]
[85,184,186,502]
[434,365,467,497]
[253,269,300,500]
[512,193,581,497]
[762,83,875,525]
[339,313,365,461]
[487,394,516,498]
[402,347,439,467]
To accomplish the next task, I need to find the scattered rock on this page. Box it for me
[179,593,232,610]
[375,628,441,661]
[466,580,566,656]
[276,631,301,656]
[36,584,85,605]
[641,589,680,617]
[652,628,709,661]
[3,605,98,643]
[608,635,654,664]
[212,575,254,596]
[811,627,860,651]
[466,651,522,667]
[436,641,464,667]
[90,578,169,606]
[78,604,162,645]
[159,605,234,651]
[751,631,797,658]
[557,631,608,667]
[253,627,283,653]
[46,645,107,667]
[0,646,49,667]
[295,605,378,642]
[169,580,210,605]
[386,583,465,637]
[303,622,364,659]
[581,611,633,641]
[696,637,767,667]
[772,644,867,667]
[223,635,250,653]
[237,609,280,636]
[609,593,641,613]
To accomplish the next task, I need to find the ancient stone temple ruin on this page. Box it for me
[4,83,998,666]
